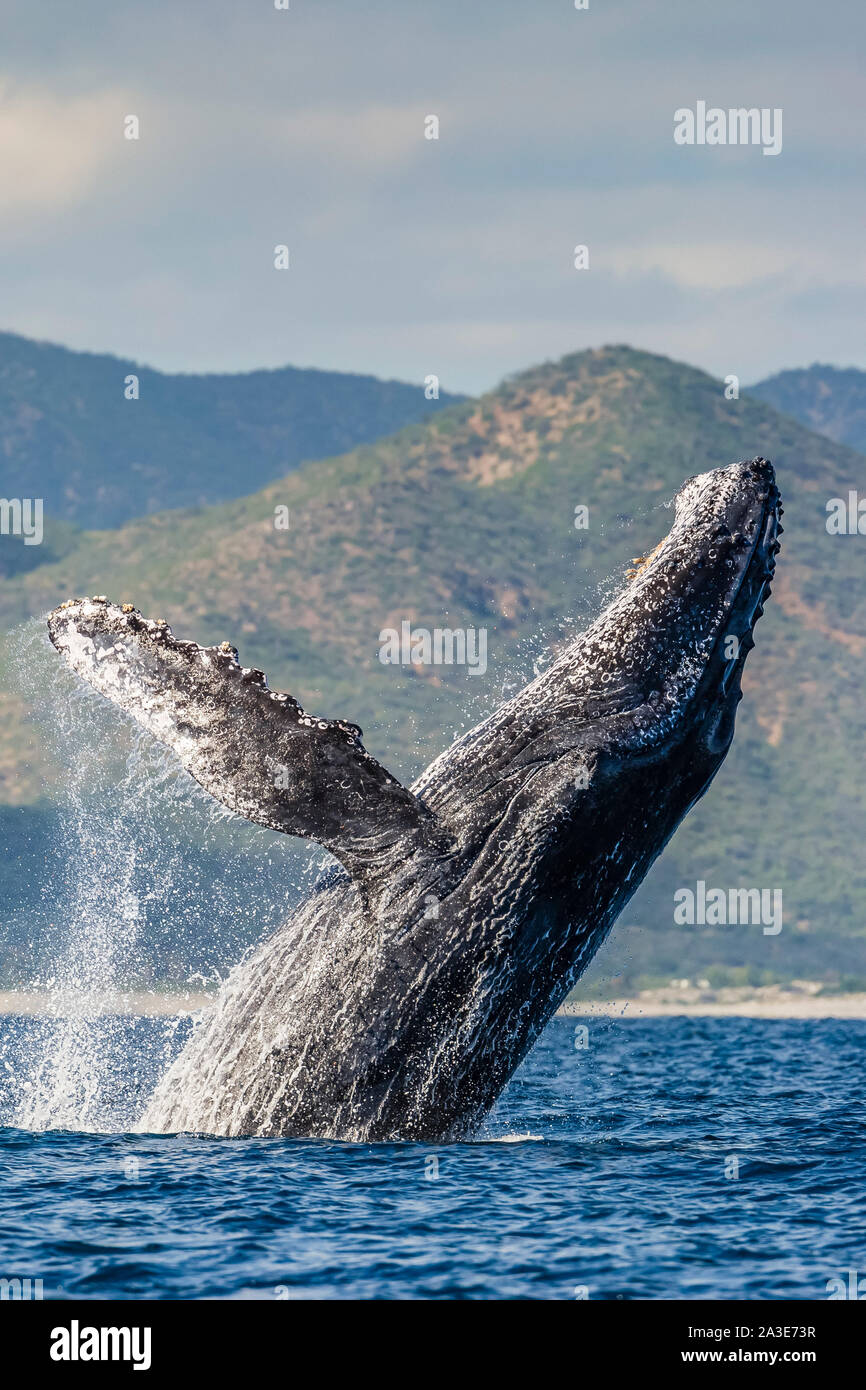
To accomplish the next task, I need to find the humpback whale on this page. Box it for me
[47,458,781,1141]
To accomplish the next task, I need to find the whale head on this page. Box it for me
[589,453,781,761]
[419,456,782,830]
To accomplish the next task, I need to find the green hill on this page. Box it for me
[750,364,866,456]
[2,345,864,990]
[0,330,462,530]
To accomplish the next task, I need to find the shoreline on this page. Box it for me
[0,990,214,1017]
[2,985,866,1020]
[561,982,866,1020]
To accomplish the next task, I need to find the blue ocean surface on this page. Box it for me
[0,1014,863,1301]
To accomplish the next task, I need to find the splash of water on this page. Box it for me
[2,619,309,1132]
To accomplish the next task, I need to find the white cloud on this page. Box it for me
[0,81,130,224]
[0,1,863,389]
[271,104,427,173]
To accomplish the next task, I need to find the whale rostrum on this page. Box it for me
[47,458,782,1140]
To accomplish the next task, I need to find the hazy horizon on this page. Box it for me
[0,324,859,394]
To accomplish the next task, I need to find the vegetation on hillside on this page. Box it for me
[750,363,866,457]
[0,330,462,530]
[2,345,864,988]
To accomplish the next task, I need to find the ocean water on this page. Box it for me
[1,1012,863,1301]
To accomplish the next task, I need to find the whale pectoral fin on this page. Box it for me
[47,599,436,885]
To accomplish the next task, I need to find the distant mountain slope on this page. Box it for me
[750,364,866,456]
[0,331,463,529]
[2,345,865,987]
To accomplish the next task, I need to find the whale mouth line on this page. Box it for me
[711,468,782,691]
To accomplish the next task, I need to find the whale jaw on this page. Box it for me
[48,459,781,1141]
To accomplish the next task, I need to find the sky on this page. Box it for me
[0,0,863,394]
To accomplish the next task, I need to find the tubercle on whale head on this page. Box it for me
[534,456,779,751]
[634,455,781,762]
[420,459,782,837]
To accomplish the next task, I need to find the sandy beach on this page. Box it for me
[561,981,866,1019]
[2,982,866,1019]
[0,990,214,1017]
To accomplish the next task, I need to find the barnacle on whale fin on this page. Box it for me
[46,594,439,893]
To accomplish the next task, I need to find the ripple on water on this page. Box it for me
[1,1014,864,1299]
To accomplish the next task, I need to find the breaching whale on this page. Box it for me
[47,458,781,1141]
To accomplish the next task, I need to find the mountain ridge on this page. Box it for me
[0,328,464,530]
[749,362,866,457]
[2,343,864,988]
